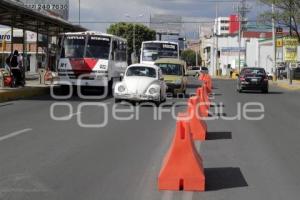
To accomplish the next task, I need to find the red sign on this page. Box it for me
[229,15,240,35]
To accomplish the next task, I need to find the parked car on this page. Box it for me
[155,58,188,96]
[114,64,167,105]
[187,66,200,77]
[187,66,209,77]
[266,72,274,80]
[237,67,269,93]
[200,66,209,74]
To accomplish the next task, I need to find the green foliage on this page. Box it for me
[259,0,300,41]
[181,49,202,66]
[107,22,156,61]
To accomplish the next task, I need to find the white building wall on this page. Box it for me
[246,38,259,67]
[214,17,230,36]
[259,45,273,73]
[218,36,246,75]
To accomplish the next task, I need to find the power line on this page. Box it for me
[70,20,272,24]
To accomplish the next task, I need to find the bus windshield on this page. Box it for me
[142,43,178,62]
[61,35,86,58]
[86,36,111,59]
[61,35,111,59]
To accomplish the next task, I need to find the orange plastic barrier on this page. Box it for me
[187,97,207,140]
[158,115,205,191]
[199,74,212,94]
[199,73,205,81]
[204,76,212,94]
[196,87,210,111]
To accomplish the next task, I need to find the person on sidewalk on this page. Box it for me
[6,50,25,87]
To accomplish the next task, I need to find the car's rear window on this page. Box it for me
[241,68,266,75]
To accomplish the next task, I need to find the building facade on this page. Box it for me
[214,15,241,36]
[0,28,57,73]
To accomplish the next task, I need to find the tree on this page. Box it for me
[181,49,202,66]
[107,22,156,63]
[259,0,300,41]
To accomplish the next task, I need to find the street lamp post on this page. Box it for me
[125,14,144,64]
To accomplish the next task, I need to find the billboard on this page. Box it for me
[221,47,246,56]
[20,0,69,20]
[0,29,37,42]
[150,15,182,35]
[283,37,299,63]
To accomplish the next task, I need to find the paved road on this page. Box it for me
[0,78,300,200]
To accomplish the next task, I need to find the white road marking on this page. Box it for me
[0,128,32,142]
[161,191,173,200]
[68,112,81,118]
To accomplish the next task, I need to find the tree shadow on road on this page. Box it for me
[240,91,283,95]
[205,167,248,191]
[206,131,232,140]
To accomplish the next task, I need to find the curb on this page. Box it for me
[0,87,49,103]
[270,81,300,91]
[213,77,236,80]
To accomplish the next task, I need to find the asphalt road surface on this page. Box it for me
[0,78,300,200]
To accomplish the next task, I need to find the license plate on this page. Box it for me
[251,78,258,82]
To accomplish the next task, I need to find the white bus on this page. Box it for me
[57,31,127,93]
[140,41,179,65]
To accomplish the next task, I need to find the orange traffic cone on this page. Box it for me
[187,97,207,141]
[158,114,205,191]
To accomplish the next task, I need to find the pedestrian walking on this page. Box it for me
[6,50,25,87]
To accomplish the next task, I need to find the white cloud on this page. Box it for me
[68,0,261,36]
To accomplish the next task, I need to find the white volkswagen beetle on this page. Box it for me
[114,64,167,105]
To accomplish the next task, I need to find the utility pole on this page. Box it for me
[288,0,293,85]
[238,4,241,73]
[79,0,81,25]
[272,2,277,80]
[235,0,251,73]
[216,3,220,76]
[214,2,219,76]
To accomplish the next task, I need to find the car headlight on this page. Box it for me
[118,85,125,92]
[149,87,158,94]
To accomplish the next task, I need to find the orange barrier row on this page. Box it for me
[158,74,214,192]
[158,116,205,191]
[199,74,212,94]
[187,96,207,141]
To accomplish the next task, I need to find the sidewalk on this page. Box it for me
[270,79,300,91]
[214,76,300,91]
[0,80,50,102]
